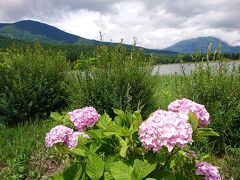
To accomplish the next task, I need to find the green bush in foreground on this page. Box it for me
[46,100,220,179]
[68,44,157,118]
[0,43,69,125]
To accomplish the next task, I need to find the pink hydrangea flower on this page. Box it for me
[138,110,193,152]
[68,107,100,131]
[196,162,221,180]
[45,125,89,149]
[168,98,210,127]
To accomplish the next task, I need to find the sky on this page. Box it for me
[1,0,240,49]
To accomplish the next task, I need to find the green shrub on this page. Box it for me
[68,44,157,117]
[176,61,240,153]
[0,43,69,125]
[47,106,220,180]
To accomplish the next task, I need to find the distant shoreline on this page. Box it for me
[153,61,240,75]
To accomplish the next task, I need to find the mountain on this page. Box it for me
[1,20,239,55]
[0,20,101,45]
[0,20,176,55]
[164,36,240,54]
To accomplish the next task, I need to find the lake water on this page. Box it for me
[153,61,240,75]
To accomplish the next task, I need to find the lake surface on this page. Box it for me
[153,61,240,75]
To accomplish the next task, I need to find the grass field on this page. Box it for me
[0,119,63,179]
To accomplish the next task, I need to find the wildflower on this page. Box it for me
[68,107,100,131]
[196,162,221,180]
[168,98,210,127]
[138,110,193,152]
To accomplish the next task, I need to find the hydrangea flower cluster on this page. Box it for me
[168,98,210,127]
[196,162,221,180]
[138,110,193,152]
[68,107,100,131]
[45,125,89,149]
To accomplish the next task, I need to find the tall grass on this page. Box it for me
[154,75,184,110]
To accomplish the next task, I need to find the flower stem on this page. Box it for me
[160,150,171,170]
[161,147,180,170]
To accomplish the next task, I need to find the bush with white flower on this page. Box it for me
[45,99,221,179]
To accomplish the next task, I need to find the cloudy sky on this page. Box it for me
[1,0,240,49]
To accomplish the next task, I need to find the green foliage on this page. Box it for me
[110,161,132,180]
[73,57,97,70]
[0,43,69,125]
[188,112,219,143]
[131,159,157,179]
[86,153,105,180]
[49,108,219,179]
[68,44,157,118]
[51,162,82,180]
[0,36,31,50]
[4,153,29,179]
[64,45,96,63]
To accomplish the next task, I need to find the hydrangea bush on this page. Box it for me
[46,99,221,179]
[138,110,193,152]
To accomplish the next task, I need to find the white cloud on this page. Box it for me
[54,10,101,40]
